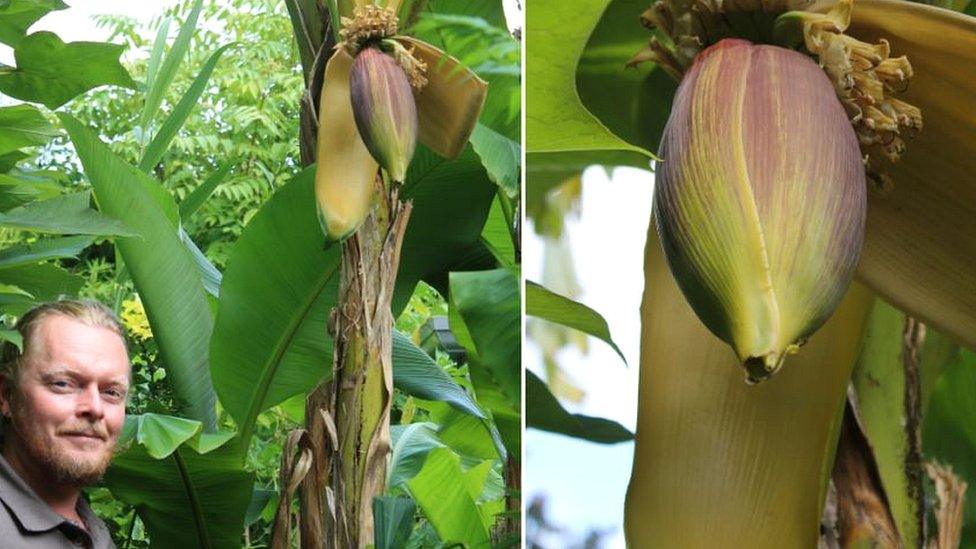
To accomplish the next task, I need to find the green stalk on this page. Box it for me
[301,177,412,548]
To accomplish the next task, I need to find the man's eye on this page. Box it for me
[104,388,126,399]
[51,380,72,389]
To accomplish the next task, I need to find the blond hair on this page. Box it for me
[1,300,127,385]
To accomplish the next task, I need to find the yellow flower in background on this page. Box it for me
[121,296,153,341]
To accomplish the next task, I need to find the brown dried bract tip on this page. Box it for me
[385,39,428,90]
[339,5,399,56]
[628,0,814,76]
[796,0,922,163]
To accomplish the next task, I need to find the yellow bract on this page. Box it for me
[314,49,379,241]
[400,37,489,159]
[626,228,873,547]
[843,0,976,349]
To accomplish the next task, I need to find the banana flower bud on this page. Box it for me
[349,45,418,183]
[654,38,866,382]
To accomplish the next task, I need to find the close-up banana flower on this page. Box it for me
[619,0,976,545]
[314,2,488,240]
[525,0,976,544]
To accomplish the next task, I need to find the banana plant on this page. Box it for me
[282,0,510,545]
[527,0,976,545]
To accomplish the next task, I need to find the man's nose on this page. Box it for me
[76,384,105,420]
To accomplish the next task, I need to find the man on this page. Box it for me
[0,300,130,548]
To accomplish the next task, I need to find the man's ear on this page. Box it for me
[0,374,12,417]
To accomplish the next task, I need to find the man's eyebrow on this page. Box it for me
[39,367,129,385]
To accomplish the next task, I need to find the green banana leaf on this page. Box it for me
[0,104,57,156]
[0,263,83,314]
[391,329,486,419]
[60,115,218,431]
[104,414,253,549]
[406,447,492,548]
[373,496,416,549]
[448,268,521,459]
[525,0,650,164]
[0,191,135,236]
[480,194,516,268]
[526,280,625,363]
[211,144,496,451]
[526,370,633,444]
[0,235,94,269]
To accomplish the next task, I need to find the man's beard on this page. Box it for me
[8,401,114,488]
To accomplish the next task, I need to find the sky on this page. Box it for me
[525,166,654,548]
[0,0,166,66]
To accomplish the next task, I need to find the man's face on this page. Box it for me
[1,314,129,487]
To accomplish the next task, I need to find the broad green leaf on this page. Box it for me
[437,409,499,460]
[244,487,275,527]
[139,0,203,134]
[0,263,83,304]
[392,328,485,419]
[60,114,217,430]
[0,150,30,172]
[459,350,520,461]
[139,43,235,172]
[122,413,203,460]
[394,144,497,308]
[0,32,136,108]
[470,122,519,197]
[407,447,491,548]
[449,268,520,405]
[0,0,67,46]
[213,145,496,449]
[210,167,339,449]
[180,227,222,298]
[0,263,82,317]
[0,175,41,211]
[480,193,515,268]
[425,0,508,29]
[105,415,253,549]
[577,0,677,156]
[0,191,134,235]
[526,0,650,162]
[0,282,32,300]
[0,328,21,351]
[526,370,633,443]
[178,162,234,221]
[461,460,495,528]
[922,349,976,545]
[0,235,94,269]
[526,280,626,363]
[0,104,57,156]
[373,496,416,549]
[389,422,446,491]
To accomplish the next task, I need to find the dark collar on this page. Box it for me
[0,452,69,533]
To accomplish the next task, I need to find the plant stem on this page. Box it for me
[300,178,412,548]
